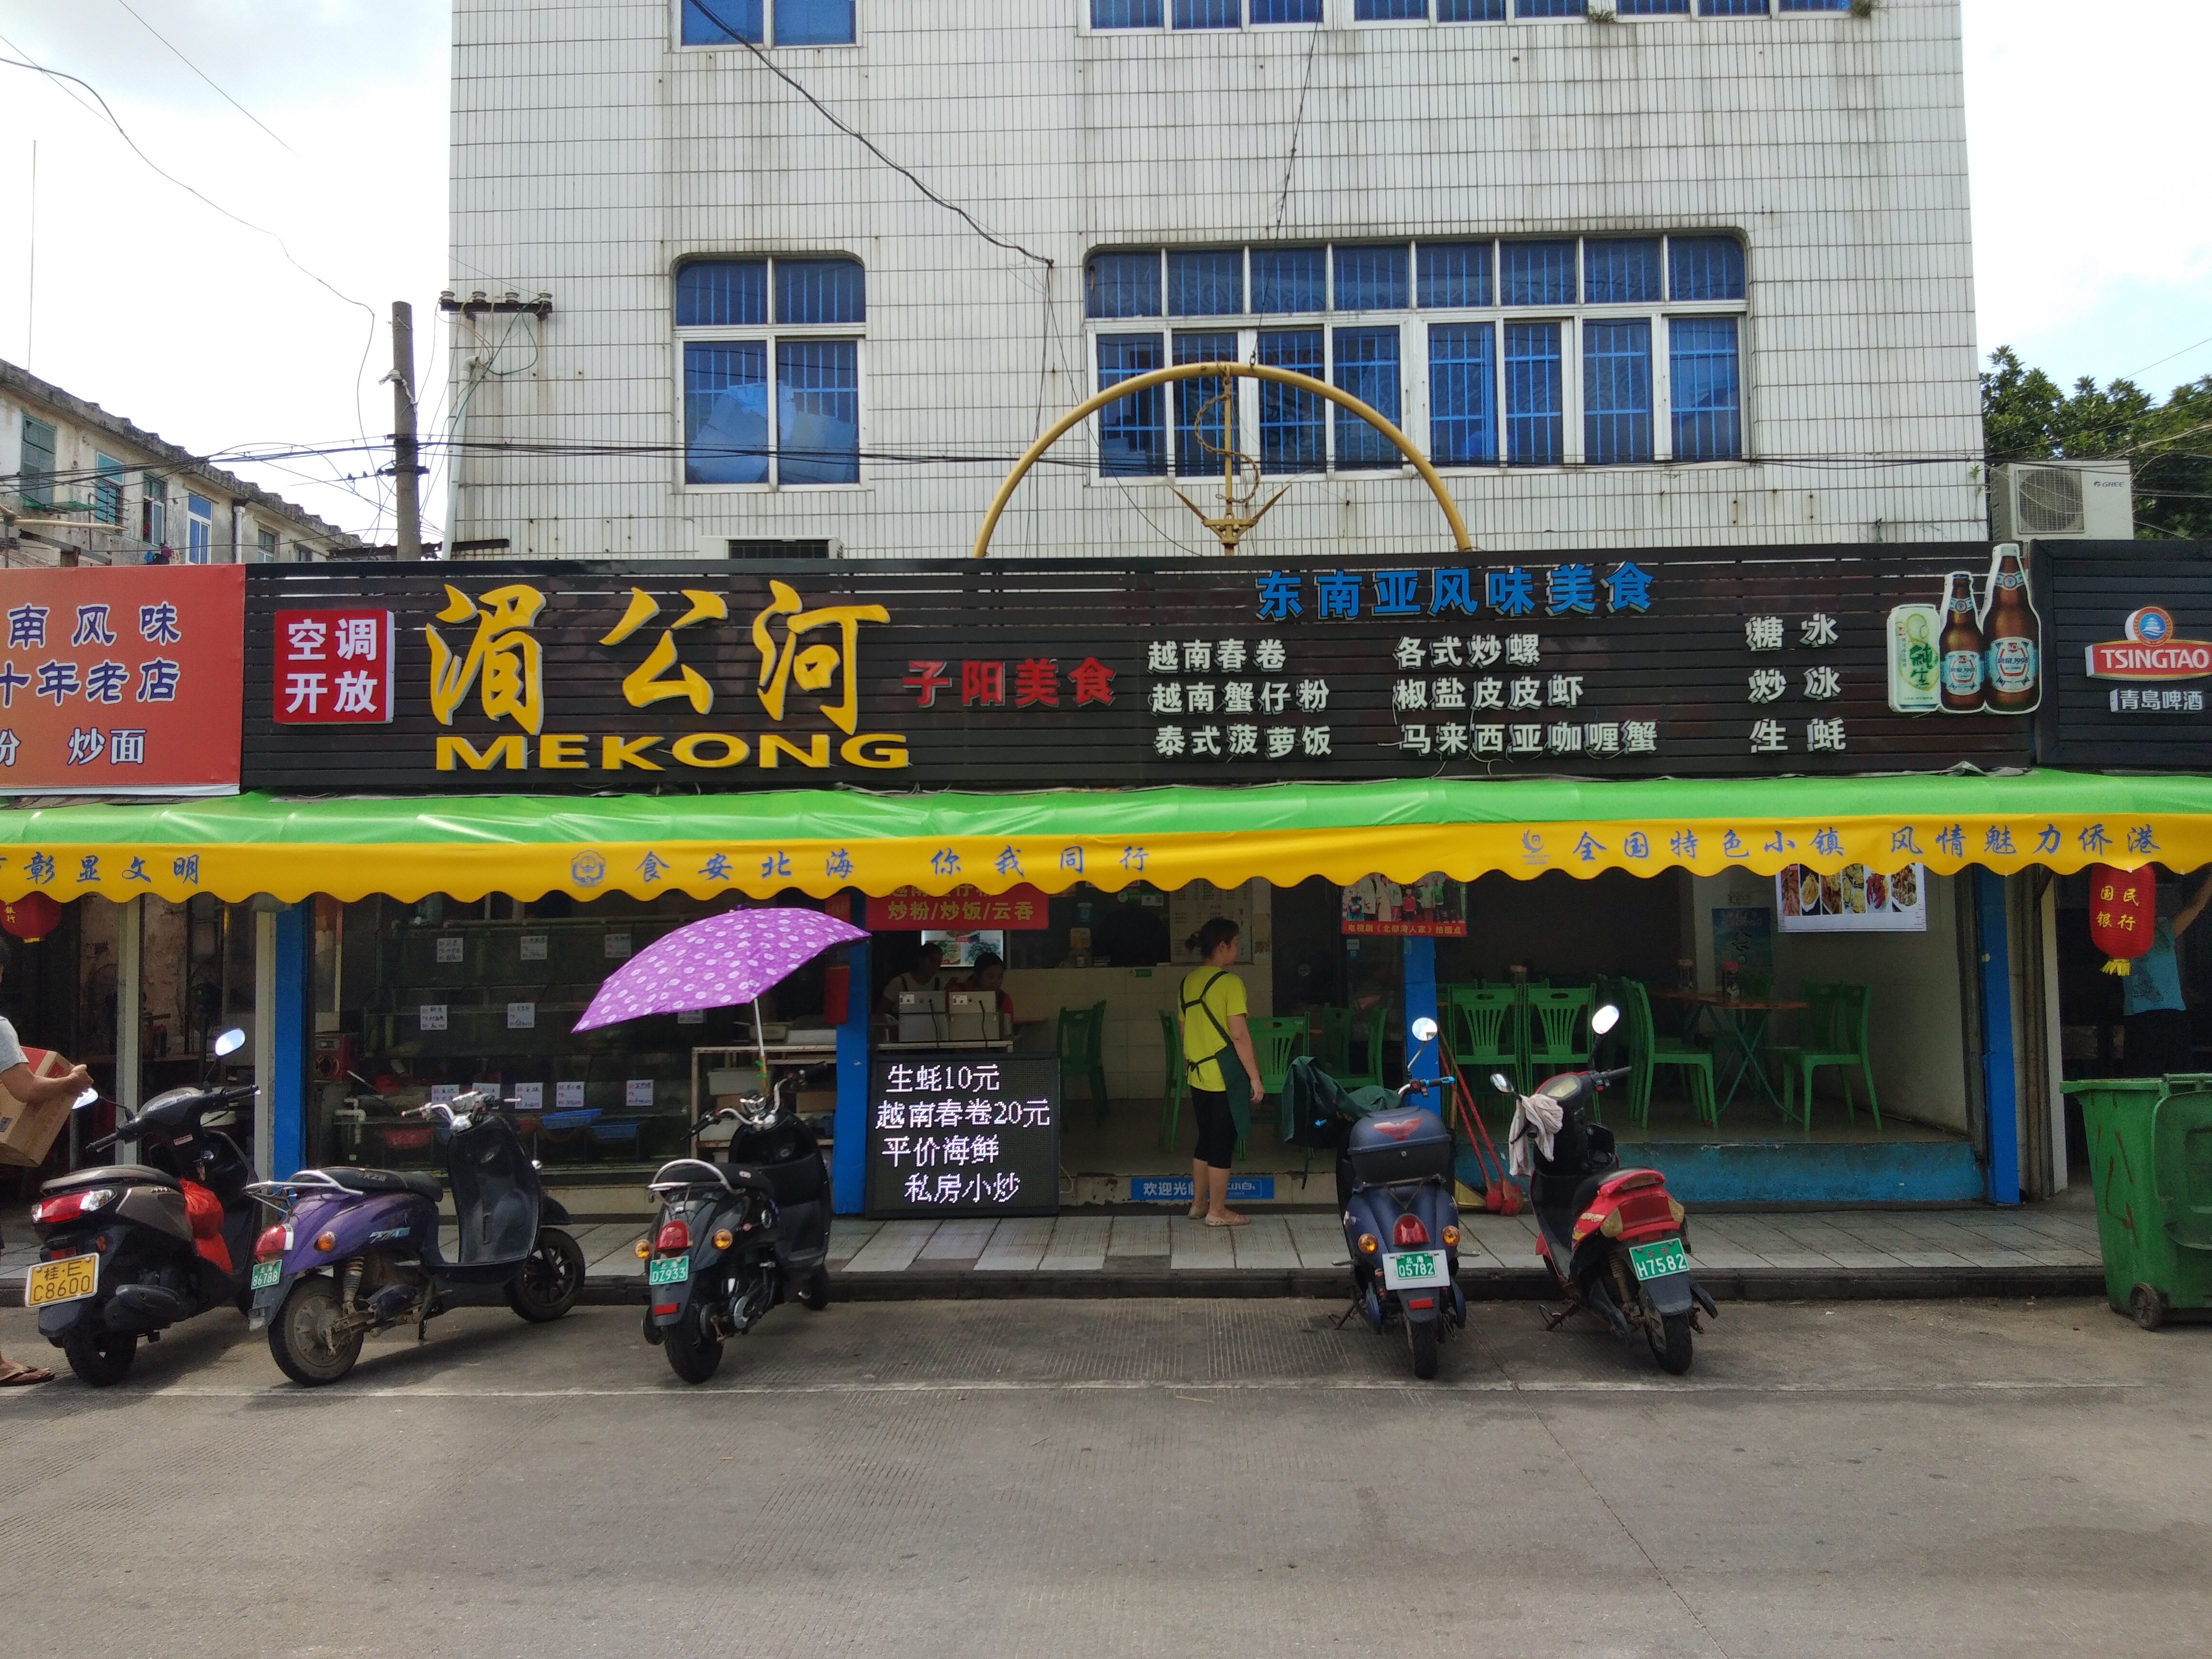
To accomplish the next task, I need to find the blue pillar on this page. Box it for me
[272,903,308,1178]
[832,938,870,1214]
[1974,868,2021,1207]
[1402,935,1441,1115]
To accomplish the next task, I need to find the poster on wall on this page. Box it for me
[1710,906,1774,972]
[864,1054,1059,1220]
[1342,872,1467,938]
[1777,864,1928,934]
[1169,879,1262,963]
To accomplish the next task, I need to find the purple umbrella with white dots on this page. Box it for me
[572,907,868,1035]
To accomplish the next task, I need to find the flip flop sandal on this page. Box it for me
[1202,1214,1250,1228]
[0,1366,55,1386]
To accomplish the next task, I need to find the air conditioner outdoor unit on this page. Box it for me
[1990,460,2134,541]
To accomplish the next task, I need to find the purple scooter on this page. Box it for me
[244,1091,585,1385]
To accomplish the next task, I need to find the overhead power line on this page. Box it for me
[109,0,297,156]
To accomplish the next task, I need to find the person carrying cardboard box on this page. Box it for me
[0,938,93,1386]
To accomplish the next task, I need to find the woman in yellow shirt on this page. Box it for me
[1179,917,1263,1227]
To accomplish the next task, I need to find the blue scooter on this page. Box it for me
[1336,1016,1466,1380]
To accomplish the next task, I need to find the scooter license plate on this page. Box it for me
[1381,1250,1450,1290]
[250,1260,283,1292]
[25,1253,98,1308]
[1629,1238,1690,1282]
[647,1255,690,1287]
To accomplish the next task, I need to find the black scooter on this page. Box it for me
[25,1028,258,1386]
[641,1068,833,1384]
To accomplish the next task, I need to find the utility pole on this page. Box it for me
[391,300,422,561]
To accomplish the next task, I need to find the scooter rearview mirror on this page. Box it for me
[1410,1016,1439,1043]
[1489,1073,1513,1094]
[72,1088,100,1111]
[1591,1004,1621,1037]
[213,1027,247,1058]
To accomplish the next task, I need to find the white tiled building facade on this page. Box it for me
[447,0,1982,562]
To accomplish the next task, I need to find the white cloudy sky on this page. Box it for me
[0,0,2206,542]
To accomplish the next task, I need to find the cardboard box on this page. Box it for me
[0,1046,75,1168]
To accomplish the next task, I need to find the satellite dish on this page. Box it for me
[213,1027,247,1058]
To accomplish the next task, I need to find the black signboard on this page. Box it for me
[863,1054,1059,1220]
[2037,541,2212,771]
[240,548,2036,794]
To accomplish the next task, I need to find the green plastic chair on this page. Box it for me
[1334,1003,1391,1091]
[1524,986,1596,1108]
[1156,1009,1185,1151]
[1307,1006,1353,1075]
[1245,1016,1309,1138]
[1775,982,1879,1130]
[1446,986,1524,1096]
[1624,978,1717,1128]
[1057,1001,1111,1125]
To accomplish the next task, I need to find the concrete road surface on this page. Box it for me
[1,1295,2206,1658]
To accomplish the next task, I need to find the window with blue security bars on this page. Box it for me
[1616,0,1687,12]
[1250,0,1322,20]
[1669,236,1745,301]
[1438,0,1507,18]
[1585,239,1663,305]
[683,0,761,43]
[1174,0,1240,24]
[1429,324,1496,466]
[94,455,125,527]
[1504,323,1563,466]
[775,0,854,41]
[681,0,855,45]
[1699,0,1767,12]
[1515,0,1586,14]
[1175,333,1241,477]
[1092,0,1163,21]
[1584,320,1653,464]
[1333,327,1402,470]
[1252,247,1326,314]
[1257,330,1325,474]
[1088,252,1163,319]
[678,255,864,485]
[1671,317,1742,460]
[1334,246,1408,312]
[1355,0,1430,19]
[1169,250,1244,317]
[1503,241,1577,307]
[1419,242,1492,308]
[1098,335,1168,476]
[1778,0,1850,9]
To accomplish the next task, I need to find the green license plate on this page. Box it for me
[1381,1250,1450,1290]
[647,1255,690,1287]
[1629,1238,1690,1282]
[250,1260,283,1291]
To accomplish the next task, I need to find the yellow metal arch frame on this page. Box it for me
[970,361,1474,558]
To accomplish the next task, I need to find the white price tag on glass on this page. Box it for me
[625,1078,654,1108]
[513,1082,545,1110]
[677,1009,705,1026]
[507,1001,536,1030]
[519,935,548,962]
[472,1082,500,1100]
[605,932,632,959]
[419,1004,449,1032]
[435,936,465,964]
[555,1081,586,1110]
[430,1084,460,1104]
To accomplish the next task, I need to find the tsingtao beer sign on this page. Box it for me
[1885,542,2042,716]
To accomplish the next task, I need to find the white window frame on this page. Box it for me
[673,0,861,50]
[673,257,868,494]
[185,494,214,564]
[1078,0,1324,37]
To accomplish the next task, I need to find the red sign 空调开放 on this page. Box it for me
[2088,863,2156,975]
[866,885,1050,929]
[273,610,395,723]
[0,566,243,795]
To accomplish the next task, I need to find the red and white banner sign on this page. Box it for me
[866,884,1050,929]
[273,610,395,723]
[2085,606,2212,682]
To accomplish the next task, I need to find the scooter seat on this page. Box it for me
[41,1163,175,1195]
[319,1166,445,1202]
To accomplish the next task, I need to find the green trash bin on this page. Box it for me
[2064,1073,2212,1330]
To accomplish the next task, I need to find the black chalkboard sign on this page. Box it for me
[864,1055,1060,1220]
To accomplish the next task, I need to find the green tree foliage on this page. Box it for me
[1982,346,2212,540]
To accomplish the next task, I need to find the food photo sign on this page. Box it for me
[1776,863,1928,934]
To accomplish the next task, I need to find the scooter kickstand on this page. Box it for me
[1333,1295,1364,1330]
[1539,1302,1578,1333]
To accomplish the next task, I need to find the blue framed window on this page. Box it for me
[1439,0,1507,17]
[1503,241,1577,307]
[775,0,854,41]
[1256,330,1325,474]
[94,454,125,526]
[1088,252,1163,319]
[1585,239,1662,305]
[1419,243,1494,309]
[776,258,865,324]
[1670,236,1745,301]
[1092,0,1165,23]
[1333,327,1401,471]
[186,494,215,563]
[1428,324,1496,467]
[1778,0,1850,9]
[1584,320,1653,464]
[1616,0,1687,11]
[1252,247,1326,314]
[776,341,860,483]
[1174,0,1240,24]
[676,261,769,327]
[1169,251,1244,317]
[1250,0,1323,19]
[685,343,770,484]
[1503,323,1563,466]
[1515,0,1585,13]
[1699,0,1767,12]
[1098,335,1168,476]
[683,0,763,43]
[1334,245,1409,311]
[1356,0,1429,18]
[1175,333,1240,477]
[1671,317,1742,460]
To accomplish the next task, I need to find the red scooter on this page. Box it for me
[1493,1013,1717,1375]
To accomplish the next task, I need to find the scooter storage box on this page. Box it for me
[1345,1110,1454,1186]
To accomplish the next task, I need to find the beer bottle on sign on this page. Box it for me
[1939,572,1985,712]
[1983,545,2041,711]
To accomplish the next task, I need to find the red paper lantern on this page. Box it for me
[2088,864,2156,977]
[1,893,63,943]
